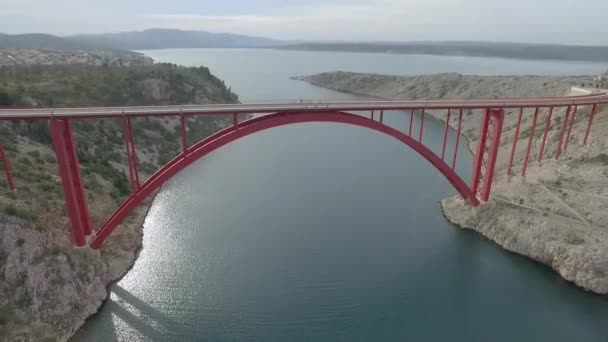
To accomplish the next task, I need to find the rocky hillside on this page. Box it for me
[297,71,608,295]
[296,71,588,143]
[0,63,238,341]
[296,71,586,100]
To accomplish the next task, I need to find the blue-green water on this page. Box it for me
[74,49,608,341]
[139,48,605,102]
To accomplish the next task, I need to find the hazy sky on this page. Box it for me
[2,0,608,45]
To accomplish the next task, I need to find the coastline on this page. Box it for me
[294,71,608,295]
[0,197,155,342]
[68,195,157,341]
[438,197,608,296]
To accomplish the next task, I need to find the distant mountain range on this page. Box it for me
[0,33,98,51]
[69,28,285,50]
[0,29,285,53]
[1,29,607,63]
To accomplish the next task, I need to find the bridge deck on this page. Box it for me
[0,92,606,119]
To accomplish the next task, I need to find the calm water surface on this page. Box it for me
[74,49,608,341]
[141,48,605,102]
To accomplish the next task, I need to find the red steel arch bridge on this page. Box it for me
[0,92,606,249]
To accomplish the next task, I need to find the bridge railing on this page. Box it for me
[0,93,605,248]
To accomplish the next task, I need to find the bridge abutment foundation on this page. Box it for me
[471,108,505,204]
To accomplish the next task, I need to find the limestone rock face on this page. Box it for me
[0,204,148,342]
[442,196,608,294]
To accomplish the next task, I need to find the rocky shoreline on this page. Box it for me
[0,198,151,342]
[296,71,608,294]
[70,197,155,341]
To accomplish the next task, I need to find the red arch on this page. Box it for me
[90,111,477,249]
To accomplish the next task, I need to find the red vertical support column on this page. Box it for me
[555,106,572,160]
[380,110,384,123]
[122,117,136,192]
[65,122,92,237]
[471,109,491,196]
[50,119,90,247]
[180,113,188,154]
[126,118,140,188]
[522,108,540,177]
[370,110,375,121]
[441,108,452,161]
[479,109,505,202]
[233,113,239,130]
[451,108,464,170]
[0,143,15,191]
[538,106,554,163]
[583,104,598,145]
[507,107,524,176]
[564,105,578,151]
[418,110,425,143]
[471,108,505,203]
[408,109,414,137]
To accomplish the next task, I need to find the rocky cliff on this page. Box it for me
[0,63,238,341]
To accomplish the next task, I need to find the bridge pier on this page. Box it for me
[583,104,598,145]
[180,113,188,154]
[122,117,140,191]
[555,106,572,160]
[50,119,92,247]
[471,108,505,203]
[564,106,578,151]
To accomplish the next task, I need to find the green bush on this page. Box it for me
[0,88,14,106]
[26,150,41,160]
[4,203,17,216]
[0,305,14,325]
[44,154,55,163]
[51,247,62,256]
[38,181,60,194]
[84,174,102,192]
[112,170,130,197]
[4,204,37,222]
[28,121,52,144]
[3,143,17,152]
[18,156,32,166]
